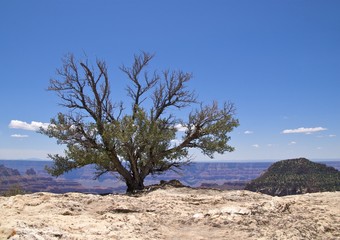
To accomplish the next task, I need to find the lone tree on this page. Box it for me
[41,52,239,193]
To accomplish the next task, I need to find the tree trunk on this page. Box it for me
[125,177,145,193]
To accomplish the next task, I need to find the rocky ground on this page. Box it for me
[0,186,339,240]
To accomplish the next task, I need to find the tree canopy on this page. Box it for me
[41,52,239,192]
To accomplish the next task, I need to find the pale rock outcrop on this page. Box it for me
[0,187,339,239]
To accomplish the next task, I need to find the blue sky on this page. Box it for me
[1,0,339,161]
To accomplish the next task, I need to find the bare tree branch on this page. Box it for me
[152,70,197,120]
[120,52,160,117]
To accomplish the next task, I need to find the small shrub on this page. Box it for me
[1,184,26,197]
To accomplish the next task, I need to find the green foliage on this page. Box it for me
[245,158,340,196]
[1,184,26,197]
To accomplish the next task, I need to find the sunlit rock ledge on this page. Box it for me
[1,187,339,240]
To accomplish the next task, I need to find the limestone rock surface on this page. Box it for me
[0,187,339,239]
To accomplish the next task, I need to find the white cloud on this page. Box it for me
[289,141,297,145]
[282,127,327,134]
[171,139,182,146]
[11,134,29,138]
[244,130,253,134]
[8,120,50,131]
[174,123,189,132]
[252,144,260,148]
[329,134,336,138]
